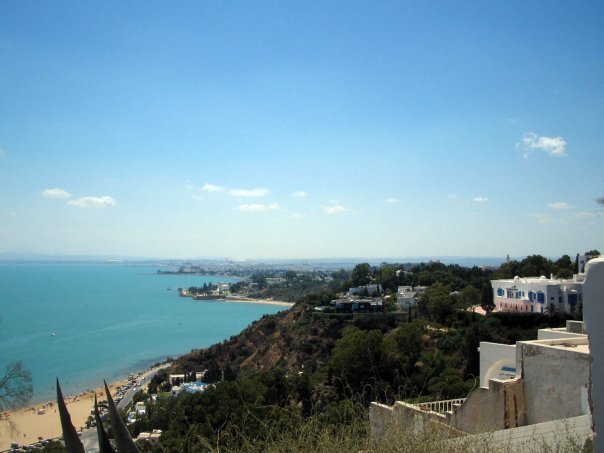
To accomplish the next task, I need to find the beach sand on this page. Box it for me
[0,379,127,450]
[223,297,294,307]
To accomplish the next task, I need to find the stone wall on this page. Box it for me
[518,339,590,425]
[369,401,464,441]
[449,378,525,433]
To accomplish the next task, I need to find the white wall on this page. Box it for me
[517,340,590,425]
[479,342,517,387]
[583,257,604,450]
[537,329,587,341]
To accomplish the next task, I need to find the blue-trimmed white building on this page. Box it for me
[491,275,584,314]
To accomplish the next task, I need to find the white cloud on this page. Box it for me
[292,191,307,197]
[192,195,204,201]
[202,183,223,193]
[573,210,604,219]
[473,196,488,203]
[322,204,351,214]
[530,212,557,224]
[448,194,458,200]
[229,188,269,198]
[67,196,116,208]
[238,203,280,212]
[386,197,400,204]
[0,148,5,156]
[291,213,305,219]
[41,188,71,199]
[548,202,571,209]
[519,132,567,159]
[575,211,597,218]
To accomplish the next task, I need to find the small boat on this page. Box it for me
[50,332,56,337]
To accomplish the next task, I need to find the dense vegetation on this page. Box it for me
[116,253,588,452]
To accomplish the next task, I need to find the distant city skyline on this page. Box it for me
[1,2,602,259]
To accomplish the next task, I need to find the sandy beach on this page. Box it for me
[0,379,128,451]
[223,296,294,307]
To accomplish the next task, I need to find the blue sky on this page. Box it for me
[1,1,602,260]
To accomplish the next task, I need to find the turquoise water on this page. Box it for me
[0,263,285,404]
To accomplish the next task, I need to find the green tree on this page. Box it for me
[458,285,480,310]
[381,322,423,375]
[553,254,574,278]
[350,263,371,287]
[480,281,495,313]
[427,368,471,399]
[419,283,453,324]
[330,327,383,391]
[517,255,553,277]
[376,264,398,292]
[555,254,573,270]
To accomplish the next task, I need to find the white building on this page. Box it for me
[491,275,583,314]
[135,430,162,445]
[349,284,382,296]
[135,401,147,416]
[397,286,418,307]
[216,283,230,294]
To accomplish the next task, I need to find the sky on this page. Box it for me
[0,1,603,260]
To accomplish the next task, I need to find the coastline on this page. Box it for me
[178,290,295,308]
[0,363,169,451]
[0,379,127,450]
[223,296,294,307]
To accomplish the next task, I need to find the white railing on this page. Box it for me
[414,398,466,415]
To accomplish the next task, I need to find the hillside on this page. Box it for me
[175,305,360,377]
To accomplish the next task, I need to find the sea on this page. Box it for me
[0,262,286,404]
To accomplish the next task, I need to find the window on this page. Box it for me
[497,288,504,297]
[537,292,545,303]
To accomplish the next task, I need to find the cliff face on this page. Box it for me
[174,305,351,377]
